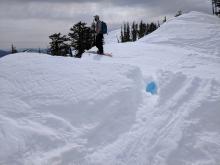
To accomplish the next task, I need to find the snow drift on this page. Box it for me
[1,11,220,165]
[138,11,220,57]
[0,53,143,164]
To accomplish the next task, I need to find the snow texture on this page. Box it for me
[0,11,220,165]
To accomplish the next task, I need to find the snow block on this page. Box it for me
[146,81,157,94]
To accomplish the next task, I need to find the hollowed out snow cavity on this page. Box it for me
[146,81,157,94]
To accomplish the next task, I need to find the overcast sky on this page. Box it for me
[0,0,212,49]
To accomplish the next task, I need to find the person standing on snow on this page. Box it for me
[94,15,104,54]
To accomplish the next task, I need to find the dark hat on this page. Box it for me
[94,15,99,19]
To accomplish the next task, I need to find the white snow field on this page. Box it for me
[1,11,220,165]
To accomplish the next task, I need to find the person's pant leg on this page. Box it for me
[96,34,103,54]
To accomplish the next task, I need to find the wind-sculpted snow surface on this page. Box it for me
[1,11,220,165]
[138,11,220,57]
[0,53,144,164]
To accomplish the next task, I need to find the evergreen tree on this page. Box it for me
[49,33,70,56]
[123,23,127,41]
[138,20,145,39]
[138,21,142,39]
[148,23,157,34]
[11,44,17,54]
[143,23,147,35]
[120,23,129,42]
[49,33,60,55]
[126,22,131,42]
[84,26,94,50]
[212,0,220,15]
[135,23,138,38]
[217,0,220,12]
[120,26,125,42]
[69,22,86,58]
[60,36,71,56]
[218,0,220,14]
[131,22,138,41]
[69,21,94,58]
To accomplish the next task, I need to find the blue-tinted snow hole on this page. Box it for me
[146,81,157,95]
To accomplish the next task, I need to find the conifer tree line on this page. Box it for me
[120,21,158,42]
[211,0,220,15]
[48,20,160,57]
[120,11,184,43]
[48,11,183,57]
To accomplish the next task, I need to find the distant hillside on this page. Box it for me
[0,48,48,58]
[18,48,48,54]
[0,50,9,58]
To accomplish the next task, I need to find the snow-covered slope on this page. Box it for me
[104,29,121,44]
[1,11,220,165]
[139,11,220,57]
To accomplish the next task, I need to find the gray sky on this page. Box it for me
[0,0,211,49]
